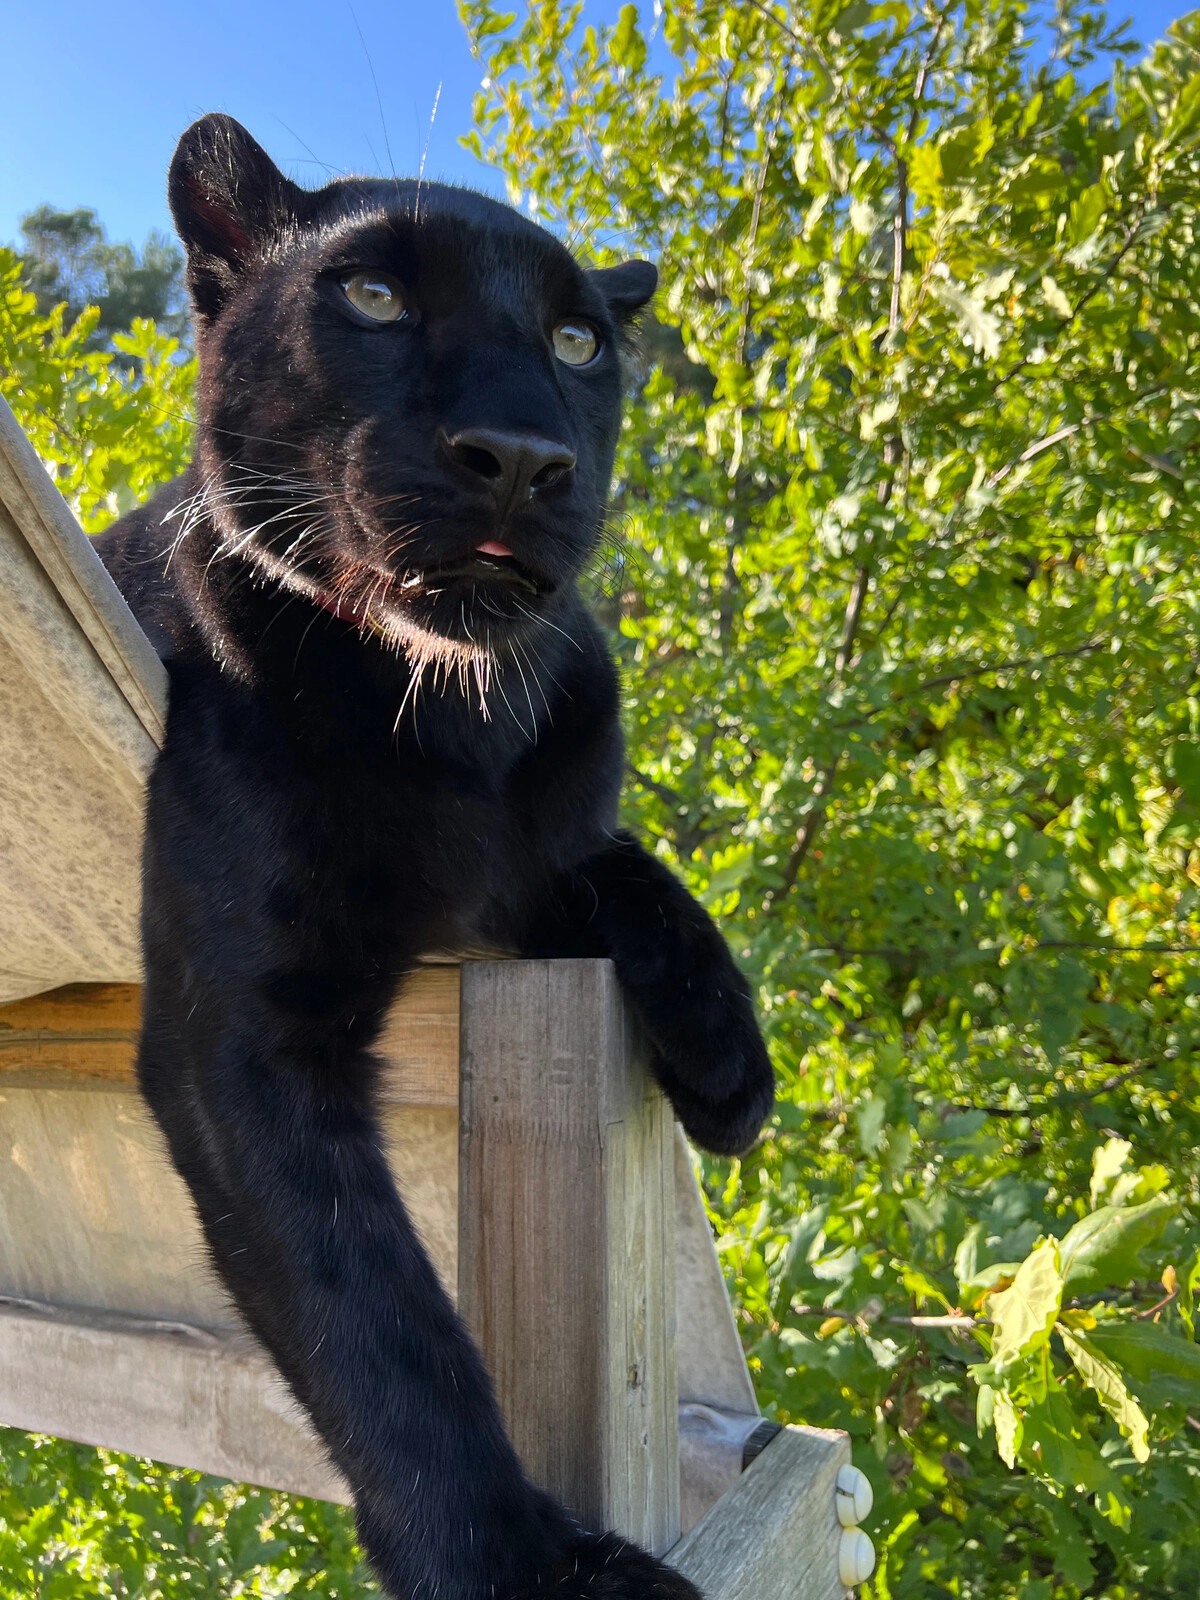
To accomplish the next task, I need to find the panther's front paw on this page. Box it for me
[516,1532,703,1598]
[650,1000,774,1157]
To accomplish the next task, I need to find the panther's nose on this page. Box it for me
[438,427,576,509]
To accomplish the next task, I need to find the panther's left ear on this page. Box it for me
[169,114,310,323]
[590,259,658,322]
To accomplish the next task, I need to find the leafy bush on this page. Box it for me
[463,0,1200,1591]
[0,245,194,528]
[0,1430,373,1597]
[17,206,189,349]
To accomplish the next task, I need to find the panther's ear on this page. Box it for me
[169,114,308,320]
[591,259,658,323]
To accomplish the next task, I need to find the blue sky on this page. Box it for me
[0,0,1189,252]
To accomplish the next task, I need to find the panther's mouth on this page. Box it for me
[402,542,543,598]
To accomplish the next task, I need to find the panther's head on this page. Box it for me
[166,114,655,668]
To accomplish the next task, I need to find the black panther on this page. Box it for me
[97,114,774,1600]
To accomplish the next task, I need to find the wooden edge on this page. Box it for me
[674,1126,759,1416]
[0,970,460,1105]
[0,1298,348,1503]
[0,392,168,745]
[666,1421,851,1600]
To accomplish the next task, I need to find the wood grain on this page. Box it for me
[458,960,679,1556]
[0,392,167,745]
[0,972,459,1105]
[0,1300,347,1502]
[0,397,165,1002]
[666,1423,850,1600]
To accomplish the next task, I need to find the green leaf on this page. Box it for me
[1181,1247,1200,1341]
[856,1094,888,1155]
[1089,1136,1132,1206]
[1041,274,1073,318]
[930,279,1002,360]
[988,1238,1062,1368]
[1059,1326,1150,1462]
[1087,1320,1200,1410]
[1057,1196,1176,1296]
[993,1390,1022,1466]
[609,3,642,67]
[1067,182,1106,245]
[1021,1385,1116,1495]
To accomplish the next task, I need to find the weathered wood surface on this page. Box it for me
[0,970,460,1104]
[667,1422,851,1600]
[459,960,680,1555]
[0,969,750,1522]
[0,976,461,1328]
[0,1299,346,1503]
[0,393,166,1004]
[0,973,752,1402]
[673,1125,758,1416]
[0,395,167,742]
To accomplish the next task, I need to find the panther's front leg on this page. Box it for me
[524,831,775,1155]
[140,667,702,1600]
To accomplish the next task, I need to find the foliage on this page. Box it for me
[17,206,189,347]
[0,245,195,529]
[463,0,1200,1593]
[0,1429,374,1598]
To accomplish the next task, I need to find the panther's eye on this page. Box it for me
[552,320,599,367]
[341,270,405,323]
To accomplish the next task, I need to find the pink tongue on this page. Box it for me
[476,540,513,558]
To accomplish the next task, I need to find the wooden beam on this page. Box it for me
[0,971,460,1105]
[458,960,679,1555]
[666,1423,850,1600]
[0,393,167,745]
[0,1299,347,1503]
[0,394,164,1003]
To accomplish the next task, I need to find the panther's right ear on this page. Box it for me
[169,114,308,321]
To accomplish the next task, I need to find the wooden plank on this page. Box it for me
[0,983,141,1084]
[0,396,165,1003]
[458,960,679,1556]
[0,520,150,1001]
[0,1080,458,1329]
[0,972,460,1105]
[666,1423,850,1600]
[0,392,167,746]
[0,1299,348,1503]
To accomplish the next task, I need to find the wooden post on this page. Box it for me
[458,960,679,1555]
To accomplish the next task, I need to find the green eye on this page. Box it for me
[552,320,599,366]
[341,270,405,323]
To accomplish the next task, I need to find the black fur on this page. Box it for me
[97,115,773,1599]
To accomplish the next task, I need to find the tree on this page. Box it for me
[1,246,194,527]
[463,1,1200,1592]
[18,206,189,348]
